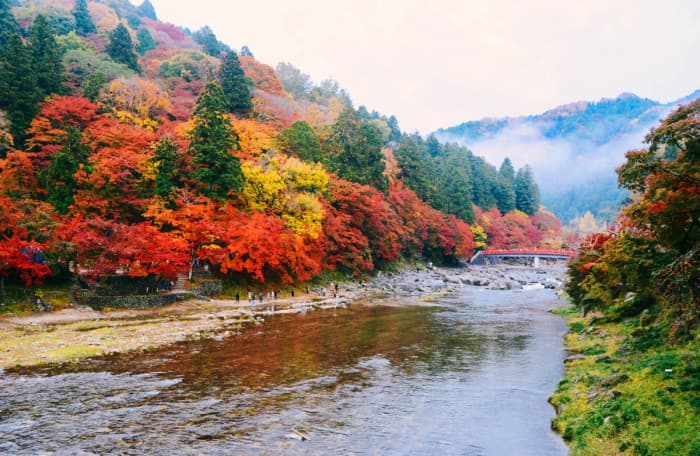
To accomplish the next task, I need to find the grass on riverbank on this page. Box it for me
[0,282,73,314]
[550,306,700,455]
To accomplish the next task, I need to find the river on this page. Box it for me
[0,287,570,455]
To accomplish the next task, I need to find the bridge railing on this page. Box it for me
[479,249,577,257]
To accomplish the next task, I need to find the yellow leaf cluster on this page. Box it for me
[99,77,171,132]
[241,161,286,213]
[280,156,328,192]
[471,224,488,249]
[241,155,329,238]
[282,193,324,238]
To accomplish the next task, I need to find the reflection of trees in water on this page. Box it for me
[25,304,531,400]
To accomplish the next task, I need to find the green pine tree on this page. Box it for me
[426,134,441,158]
[0,33,41,149]
[468,154,499,210]
[39,128,91,213]
[218,51,252,116]
[106,23,140,72]
[194,26,222,57]
[82,71,107,102]
[151,137,182,198]
[0,0,19,50]
[438,148,475,222]
[72,0,96,36]
[188,82,243,200]
[136,28,156,54]
[495,157,516,213]
[326,107,388,192]
[30,15,65,97]
[277,121,324,163]
[515,165,541,215]
[137,0,157,20]
[395,135,437,202]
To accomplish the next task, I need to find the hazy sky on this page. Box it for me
[137,0,700,134]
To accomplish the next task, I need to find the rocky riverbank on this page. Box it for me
[0,264,567,370]
[550,306,700,455]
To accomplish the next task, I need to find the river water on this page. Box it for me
[0,287,570,455]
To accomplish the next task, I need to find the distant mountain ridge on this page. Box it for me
[439,90,700,145]
[435,90,700,223]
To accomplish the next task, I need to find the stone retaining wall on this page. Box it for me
[192,280,221,297]
[80,292,194,310]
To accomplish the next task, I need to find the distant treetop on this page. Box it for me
[137,0,158,21]
[72,0,96,36]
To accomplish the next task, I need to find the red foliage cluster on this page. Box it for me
[388,181,474,259]
[60,216,189,281]
[145,19,187,42]
[2,74,537,290]
[474,206,561,249]
[0,196,51,286]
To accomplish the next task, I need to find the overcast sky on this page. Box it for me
[137,0,700,134]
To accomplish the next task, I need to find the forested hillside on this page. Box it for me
[436,91,700,225]
[0,0,561,292]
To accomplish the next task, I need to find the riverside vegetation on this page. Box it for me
[555,100,699,455]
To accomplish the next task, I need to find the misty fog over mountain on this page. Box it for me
[436,90,700,223]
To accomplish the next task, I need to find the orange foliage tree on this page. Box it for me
[240,56,286,96]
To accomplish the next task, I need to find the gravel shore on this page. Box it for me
[0,264,568,369]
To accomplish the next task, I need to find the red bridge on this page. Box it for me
[470,248,576,265]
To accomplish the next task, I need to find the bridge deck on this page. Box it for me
[470,249,576,264]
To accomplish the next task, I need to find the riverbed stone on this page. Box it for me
[600,373,629,387]
[564,354,586,363]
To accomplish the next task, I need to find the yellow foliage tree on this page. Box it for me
[471,224,488,249]
[98,77,171,131]
[241,155,328,238]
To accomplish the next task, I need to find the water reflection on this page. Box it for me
[1,290,569,455]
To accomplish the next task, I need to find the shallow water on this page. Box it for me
[0,288,569,455]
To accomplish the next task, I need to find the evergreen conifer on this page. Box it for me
[30,15,65,97]
[106,23,140,72]
[0,33,40,149]
[0,0,19,49]
[188,82,243,199]
[72,0,96,36]
[218,51,252,116]
[515,165,541,215]
[137,0,157,21]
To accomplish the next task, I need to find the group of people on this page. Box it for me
[245,290,279,308]
[237,282,342,312]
